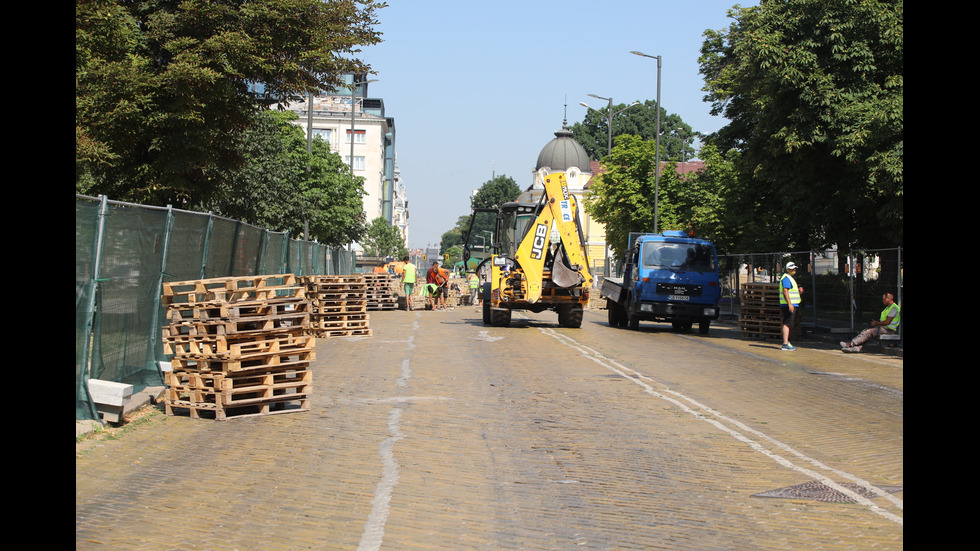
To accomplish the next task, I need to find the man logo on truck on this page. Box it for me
[530,223,549,259]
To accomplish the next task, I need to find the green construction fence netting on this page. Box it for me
[76,195,357,422]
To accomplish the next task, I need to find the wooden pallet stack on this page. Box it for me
[363,273,400,310]
[738,282,784,339]
[161,274,313,420]
[301,275,372,337]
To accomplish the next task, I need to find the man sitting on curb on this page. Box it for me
[841,292,901,353]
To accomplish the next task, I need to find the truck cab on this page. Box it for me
[603,231,721,334]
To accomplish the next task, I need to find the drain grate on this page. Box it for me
[752,481,903,503]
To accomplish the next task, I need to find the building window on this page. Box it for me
[345,156,365,170]
[313,128,331,142]
[345,129,366,144]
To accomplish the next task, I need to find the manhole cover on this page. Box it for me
[752,481,903,503]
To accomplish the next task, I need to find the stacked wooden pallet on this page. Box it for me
[738,282,784,339]
[161,274,313,420]
[399,294,427,311]
[363,273,400,310]
[301,275,372,337]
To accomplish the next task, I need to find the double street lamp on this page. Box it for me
[579,94,640,157]
[630,50,662,234]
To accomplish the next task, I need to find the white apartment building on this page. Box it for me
[392,165,410,244]
[284,76,404,234]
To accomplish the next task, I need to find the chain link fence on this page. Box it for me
[718,247,903,336]
[76,195,358,421]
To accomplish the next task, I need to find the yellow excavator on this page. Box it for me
[462,169,593,327]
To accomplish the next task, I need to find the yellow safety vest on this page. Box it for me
[779,273,800,306]
[880,303,900,331]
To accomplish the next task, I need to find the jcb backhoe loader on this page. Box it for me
[462,169,593,327]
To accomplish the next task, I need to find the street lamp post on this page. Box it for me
[579,95,640,157]
[630,50,662,233]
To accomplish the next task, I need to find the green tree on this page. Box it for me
[583,135,682,258]
[699,0,903,249]
[362,217,407,258]
[470,175,521,210]
[76,0,386,207]
[675,141,741,253]
[571,100,695,162]
[444,175,522,254]
[205,110,366,246]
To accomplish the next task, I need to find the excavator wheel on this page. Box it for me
[482,283,492,325]
[559,305,583,328]
[490,307,511,327]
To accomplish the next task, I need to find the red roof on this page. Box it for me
[586,160,705,188]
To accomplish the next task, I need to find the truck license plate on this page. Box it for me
[669,295,690,301]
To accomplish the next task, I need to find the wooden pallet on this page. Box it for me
[300,275,375,336]
[162,274,305,306]
[163,312,311,339]
[166,297,310,323]
[168,338,315,373]
[363,273,399,294]
[313,327,372,338]
[739,283,782,339]
[164,365,312,419]
[738,283,801,339]
[162,274,315,420]
[164,396,310,421]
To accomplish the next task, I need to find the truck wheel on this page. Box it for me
[626,302,639,330]
[699,320,710,335]
[560,305,583,328]
[606,299,620,327]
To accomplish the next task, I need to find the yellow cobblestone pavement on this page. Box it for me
[76,306,903,550]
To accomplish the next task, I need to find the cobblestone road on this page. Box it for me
[76,306,903,550]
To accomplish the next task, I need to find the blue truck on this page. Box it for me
[600,231,721,334]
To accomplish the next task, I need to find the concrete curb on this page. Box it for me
[76,386,166,439]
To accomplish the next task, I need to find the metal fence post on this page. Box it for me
[77,195,110,421]
[200,213,214,279]
[145,205,174,382]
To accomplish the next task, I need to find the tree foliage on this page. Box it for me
[571,100,696,162]
[205,110,366,246]
[442,175,522,254]
[584,135,682,258]
[76,0,386,208]
[699,0,903,249]
[362,217,407,259]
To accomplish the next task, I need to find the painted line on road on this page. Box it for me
[357,406,404,551]
[357,336,414,551]
[540,327,903,526]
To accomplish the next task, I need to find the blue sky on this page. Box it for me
[360,1,752,249]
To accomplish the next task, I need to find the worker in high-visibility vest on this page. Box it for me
[466,271,479,306]
[780,262,803,351]
[840,292,901,353]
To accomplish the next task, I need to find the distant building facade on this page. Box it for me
[282,75,404,233]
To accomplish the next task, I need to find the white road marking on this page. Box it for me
[357,407,404,551]
[541,327,903,526]
[473,330,504,342]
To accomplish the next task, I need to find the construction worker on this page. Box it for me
[427,261,449,310]
[780,262,803,351]
[467,271,480,306]
[401,256,417,311]
[840,292,901,353]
